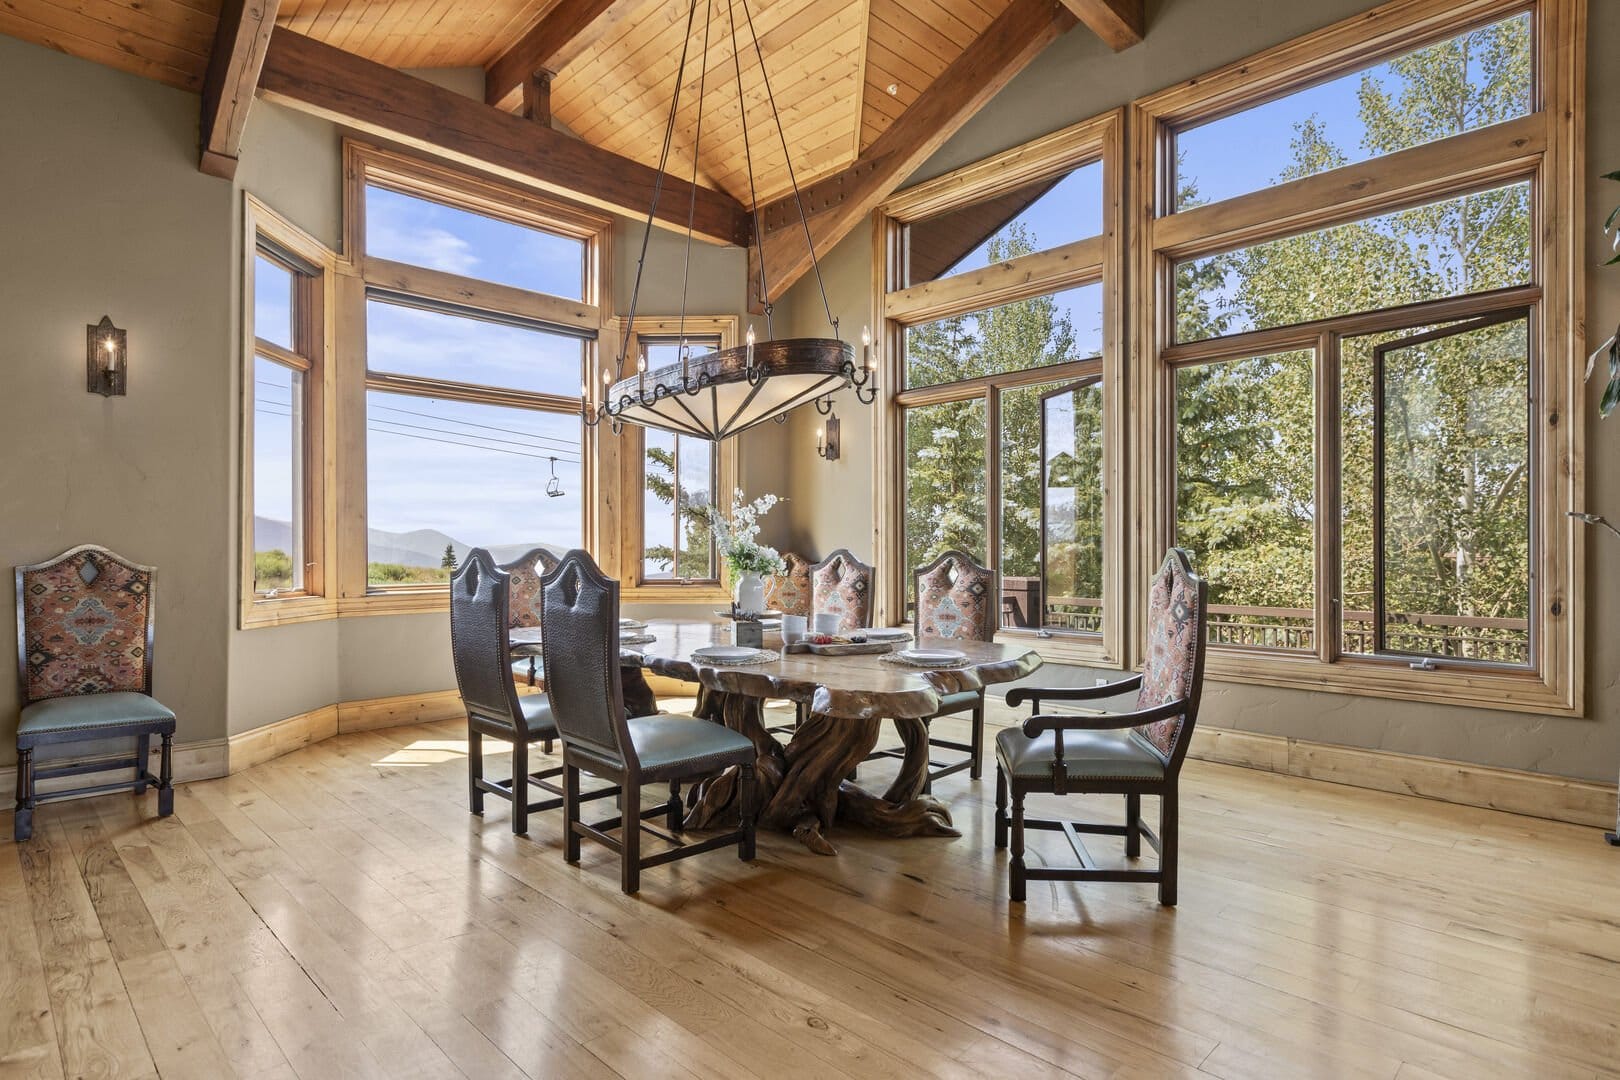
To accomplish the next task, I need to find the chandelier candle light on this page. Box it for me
[581,0,878,441]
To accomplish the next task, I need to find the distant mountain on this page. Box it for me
[254,517,565,568]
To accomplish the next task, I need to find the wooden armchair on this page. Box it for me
[798,549,875,727]
[995,549,1207,907]
[13,545,174,842]
[541,550,757,894]
[866,549,996,786]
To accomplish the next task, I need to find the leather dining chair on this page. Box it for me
[451,548,610,836]
[763,552,814,617]
[500,547,559,752]
[995,548,1208,907]
[541,550,757,894]
[797,549,875,729]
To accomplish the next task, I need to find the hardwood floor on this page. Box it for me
[3,701,1618,1079]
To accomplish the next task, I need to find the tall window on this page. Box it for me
[1137,0,1581,712]
[242,195,334,627]
[618,319,737,591]
[879,113,1124,663]
[350,145,608,597]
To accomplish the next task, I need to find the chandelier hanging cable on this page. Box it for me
[582,0,878,441]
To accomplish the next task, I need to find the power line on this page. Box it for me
[255,404,581,464]
[257,379,584,451]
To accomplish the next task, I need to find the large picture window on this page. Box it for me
[1136,0,1581,713]
[878,113,1125,664]
[347,144,609,606]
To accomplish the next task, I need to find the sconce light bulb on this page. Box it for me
[103,338,116,354]
[746,326,756,345]
[603,369,612,385]
[861,326,871,345]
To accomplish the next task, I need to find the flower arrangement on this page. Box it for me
[706,489,786,578]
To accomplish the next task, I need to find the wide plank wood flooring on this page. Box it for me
[3,702,1618,1079]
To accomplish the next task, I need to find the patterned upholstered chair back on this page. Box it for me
[1129,549,1208,767]
[810,549,874,632]
[913,550,997,642]
[16,545,155,705]
[449,550,523,727]
[499,547,559,630]
[541,551,633,767]
[763,552,814,617]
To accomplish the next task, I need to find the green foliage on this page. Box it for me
[368,562,452,585]
[254,549,293,592]
[643,441,717,579]
[441,544,458,571]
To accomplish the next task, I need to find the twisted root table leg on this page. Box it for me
[683,691,958,855]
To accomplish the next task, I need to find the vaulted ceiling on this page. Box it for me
[1,0,1143,294]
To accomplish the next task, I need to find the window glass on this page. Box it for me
[254,255,294,350]
[1174,350,1316,650]
[643,430,717,581]
[1173,13,1531,210]
[365,184,586,300]
[366,298,585,397]
[253,357,305,594]
[1341,314,1531,664]
[1000,379,1103,634]
[365,391,583,585]
[905,162,1104,286]
[904,284,1103,390]
[1174,181,1531,343]
[904,398,987,601]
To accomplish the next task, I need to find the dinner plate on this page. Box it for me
[895,648,966,667]
[691,645,763,663]
[619,618,648,629]
[865,628,911,641]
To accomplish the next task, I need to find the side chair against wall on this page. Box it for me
[995,549,1208,907]
[450,549,612,836]
[500,547,559,750]
[13,545,174,842]
[541,550,757,894]
[867,550,997,788]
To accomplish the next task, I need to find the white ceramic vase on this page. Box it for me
[733,571,766,616]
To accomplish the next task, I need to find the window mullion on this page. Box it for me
[1316,331,1340,664]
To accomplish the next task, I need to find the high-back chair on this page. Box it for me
[869,550,997,787]
[501,547,559,693]
[763,552,814,617]
[450,549,583,836]
[13,544,175,841]
[995,549,1208,907]
[809,549,874,633]
[541,550,757,894]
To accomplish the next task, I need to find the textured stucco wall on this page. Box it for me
[770,0,1620,782]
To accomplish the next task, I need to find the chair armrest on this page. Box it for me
[1021,698,1185,737]
[1005,674,1142,710]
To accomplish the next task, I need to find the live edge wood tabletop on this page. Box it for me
[512,617,1042,854]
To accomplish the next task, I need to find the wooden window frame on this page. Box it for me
[1131,0,1584,714]
[240,194,338,629]
[614,316,739,603]
[873,110,1127,665]
[337,141,615,616]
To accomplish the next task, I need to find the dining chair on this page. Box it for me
[13,544,174,842]
[451,548,610,836]
[763,552,814,617]
[995,548,1208,907]
[866,549,997,788]
[797,549,875,728]
[500,547,559,750]
[541,550,757,894]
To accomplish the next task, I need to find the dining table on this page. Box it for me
[512,618,1043,855]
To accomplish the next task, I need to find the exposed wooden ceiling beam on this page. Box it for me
[1059,0,1144,51]
[257,29,752,247]
[749,0,1075,309]
[485,0,620,112]
[199,0,281,178]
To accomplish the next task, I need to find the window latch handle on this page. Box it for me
[1409,658,1438,671]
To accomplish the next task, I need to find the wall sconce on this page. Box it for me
[87,316,126,397]
[816,412,841,461]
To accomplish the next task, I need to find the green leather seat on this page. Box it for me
[995,726,1165,782]
[625,714,755,782]
[18,692,176,740]
[935,689,981,713]
[518,695,558,738]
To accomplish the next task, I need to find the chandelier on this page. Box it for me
[582,0,878,440]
